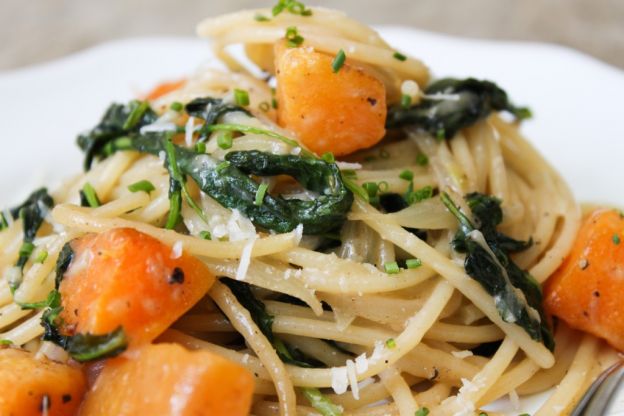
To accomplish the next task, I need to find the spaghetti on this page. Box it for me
[0,5,620,416]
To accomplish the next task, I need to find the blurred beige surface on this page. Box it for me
[1,0,623,71]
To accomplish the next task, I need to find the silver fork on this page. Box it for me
[570,361,624,415]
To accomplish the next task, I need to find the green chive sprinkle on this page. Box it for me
[401,94,412,109]
[272,0,313,17]
[128,180,156,194]
[436,128,446,140]
[406,258,422,269]
[378,181,389,192]
[406,185,433,205]
[321,152,335,163]
[415,407,430,416]
[393,51,407,61]
[479,413,489,416]
[217,131,234,149]
[285,26,304,47]
[614,234,621,245]
[271,98,279,109]
[0,339,12,345]
[123,100,149,130]
[170,101,183,112]
[234,89,250,106]
[34,250,48,264]
[416,153,429,166]
[19,242,35,260]
[399,170,414,181]
[384,261,400,274]
[385,338,396,348]
[0,212,8,231]
[254,13,270,22]
[332,49,346,73]
[199,231,212,240]
[255,183,269,206]
[81,183,101,208]
[216,161,230,173]
[259,101,271,112]
[362,182,379,198]
[195,141,206,153]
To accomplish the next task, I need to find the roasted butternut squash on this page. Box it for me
[58,228,214,346]
[275,42,387,156]
[0,347,86,416]
[79,343,254,416]
[544,209,624,351]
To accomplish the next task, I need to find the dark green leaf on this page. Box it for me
[77,102,157,171]
[387,78,531,139]
[441,192,553,350]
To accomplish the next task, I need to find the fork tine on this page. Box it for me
[570,361,624,416]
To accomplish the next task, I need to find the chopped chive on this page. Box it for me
[273,0,313,17]
[0,339,12,345]
[170,101,183,112]
[216,161,230,173]
[341,170,357,180]
[399,170,413,181]
[415,408,430,416]
[217,131,234,149]
[401,94,412,109]
[233,89,250,106]
[19,242,35,261]
[254,13,270,22]
[259,101,271,112]
[614,234,621,245]
[199,231,212,240]
[331,49,346,73]
[35,250,48,264]
[479,413,488,416]
[271,98,279,109]
[255,183,269,206]
[362,182,379,198]
[80,183,101,208]
[406,258,422,269]
[436,128,446,141]
[384,261,400,274]
[385,338,396,348]
[0,212,8,231]
[378,181,389,192]
[302,387,342,416]
[195,141,206,153]
[343,175,369,203]
[128,180,156,194]
[392,51,407,61]
[122,100,149,130]
[285,26,304,47]
[406,185,433,205]
[321,152,335,163]
[416,153,429,166]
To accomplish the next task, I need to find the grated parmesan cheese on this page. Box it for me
[336,162,362,170]
[235,236,257,281]
[293,223,304,245]
[185,116,195,147]
[451,350,474,359]
[331,367,349,395]
[171,241,183,259]
[346,359,360,400]
[355,353,369,374]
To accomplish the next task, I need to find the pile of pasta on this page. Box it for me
[0,5,620,416]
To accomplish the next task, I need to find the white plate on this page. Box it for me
[0,27,623,414]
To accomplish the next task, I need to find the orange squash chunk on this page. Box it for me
[80,343,254,416]
[275,42,387,156]
[0,347,86,416]
[544,209,624,350]
[58,228,214,346]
